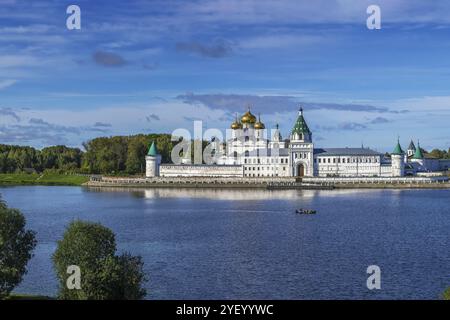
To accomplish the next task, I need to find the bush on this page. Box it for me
[0,201,37,299]
[52,220,146,300]
[443,287,450,300]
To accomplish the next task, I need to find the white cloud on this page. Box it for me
[238,34,326,50]
[0,55,39,68]
[0,79,17,90]
[384,96,450,112]
[179,0,450,25]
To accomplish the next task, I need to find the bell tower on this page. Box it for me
[289,107,314,177]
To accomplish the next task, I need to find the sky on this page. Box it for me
[0,0,450,152]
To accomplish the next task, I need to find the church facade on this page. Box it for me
[146,108,449,178]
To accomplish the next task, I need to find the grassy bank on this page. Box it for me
[0,173,89,186]
[5,294,54,300]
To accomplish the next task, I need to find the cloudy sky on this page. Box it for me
[1,0,450,152]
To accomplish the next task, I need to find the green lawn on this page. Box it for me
[0,173,89,186]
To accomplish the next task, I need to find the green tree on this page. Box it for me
[427,149,445,159]
[0,200,37,299]
[97,253,147,300]
[443,287,450,300]
[40,146,83,172]
[52,220,146,300]
[125,135,148,174]
[0,132,208,175]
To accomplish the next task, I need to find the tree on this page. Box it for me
[98,253,147,300]
[0,200,37,299]
[443,287,450,300]
[125,136,148,174]
[40,146,83,171]
[0,195,5,209]
[427,149,445,159]
[52,220,146,300]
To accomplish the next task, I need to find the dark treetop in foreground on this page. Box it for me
[0,196,37,299]
[53,220,146,300]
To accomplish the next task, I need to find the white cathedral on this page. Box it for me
[146,107,449,178]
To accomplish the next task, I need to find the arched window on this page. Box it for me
[233,151,237,158]
[245,150,249,157]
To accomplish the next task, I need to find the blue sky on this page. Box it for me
[0,0,450,152]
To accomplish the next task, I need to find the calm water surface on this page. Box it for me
[1,186,449,299]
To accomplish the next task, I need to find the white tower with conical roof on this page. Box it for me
[145,141,161,177]
[391,139,405,177]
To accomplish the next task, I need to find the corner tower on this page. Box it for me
[145,141,161,178]
[391,138,405,177]
[410,140,425,167]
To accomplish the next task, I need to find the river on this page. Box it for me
[1,186,449,299]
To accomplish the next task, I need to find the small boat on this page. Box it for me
[296,209,317,214]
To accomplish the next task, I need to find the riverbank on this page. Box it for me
[4,294,54,300]
[86,175,450,190]
[0,173,89,186]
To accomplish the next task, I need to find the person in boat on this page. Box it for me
[296,209,316,214]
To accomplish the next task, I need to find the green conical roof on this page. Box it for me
[413,142,424,159]
[291,108,311,135]
[147,141,158,156]
[392,139,404,155]
[408,140,416,151]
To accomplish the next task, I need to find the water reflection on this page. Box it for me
[85,186,386,200]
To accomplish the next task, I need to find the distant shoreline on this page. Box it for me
[85,183,450,190]
[86,176,450,190]
[1,173,448,189]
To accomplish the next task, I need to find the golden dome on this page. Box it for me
[231,121,243,129]
[254,114,265,129]
[230,113,243,129]
[241,107,256,124]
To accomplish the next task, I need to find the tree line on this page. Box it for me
[0,133,178,175]
[427,148,450,159]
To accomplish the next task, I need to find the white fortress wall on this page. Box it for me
[380,165,393,177]
[439,159,450,171]
[313,155,390,177]
[160,164,244,177]
[302,176,449,184]
[242,155,290,177]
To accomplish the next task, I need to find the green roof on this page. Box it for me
[291,109,311,135]
[147,141,158,156]
[408,140,416,151]
[413,142,424,159]
[392,140,404,155]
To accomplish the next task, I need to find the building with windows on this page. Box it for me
[146,107,449,178]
